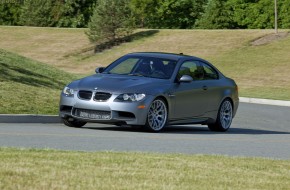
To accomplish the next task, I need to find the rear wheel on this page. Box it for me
[62,118,87,128]
[145,98,168,132]
[208,99,233,132]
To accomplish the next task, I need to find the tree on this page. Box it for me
[228,0,287,29]
[56,0,97,28]
[86,0,135,43]
[20,0,56,27]
[244,0,274,29]
[0,3,22,25]
[226,0,252,29]
[280,0,290,28]
[154,0,206,29]
[130,0,158,28]
[130,0,206,29]
[19,0,96,27]
[195,0,235,29]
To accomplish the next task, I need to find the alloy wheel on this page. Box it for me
[147,99,167,131]
[219,100,233,130]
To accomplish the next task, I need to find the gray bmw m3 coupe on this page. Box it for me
[59,52,239,132]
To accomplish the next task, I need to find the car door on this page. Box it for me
[198,61,222,113]
[171,60,209,119]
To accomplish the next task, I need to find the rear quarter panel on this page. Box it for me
[205,77,239,120]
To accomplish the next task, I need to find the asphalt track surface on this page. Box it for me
[0,103,290,159]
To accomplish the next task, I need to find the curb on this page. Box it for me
[0,114,61,123]
[0,97,289,123]
[239,97,290,107]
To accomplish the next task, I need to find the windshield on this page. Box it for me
[103,56,177,79]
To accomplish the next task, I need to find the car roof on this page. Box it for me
[127,52,201,61]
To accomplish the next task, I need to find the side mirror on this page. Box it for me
[95,67,105,73]
[179,75,193,83]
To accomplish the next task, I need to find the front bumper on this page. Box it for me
[59,91,155,125]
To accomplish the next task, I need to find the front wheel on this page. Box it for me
[62,118,87,128]
[145,98,168,132]
[208,99,233,132]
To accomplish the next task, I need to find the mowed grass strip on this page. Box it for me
[0,49,78,114]
[0,148,290,190]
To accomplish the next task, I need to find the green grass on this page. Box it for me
[0,26,89,72]
[79,29,290,100]
[0,27,290,115]
[0,148,290,190]
[1,28,289,190]
[0,49,78,114]
[213,33,290,100]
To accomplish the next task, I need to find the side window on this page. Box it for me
[178,61,204,80]
[200,62,219,80]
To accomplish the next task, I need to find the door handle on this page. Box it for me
[202,86,208,90]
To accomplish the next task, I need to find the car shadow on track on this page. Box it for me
[165,126,290,135]
[83,125,290,135]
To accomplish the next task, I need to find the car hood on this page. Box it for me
[71,74,170,95]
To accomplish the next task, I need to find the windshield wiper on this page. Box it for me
[128,73,145,77]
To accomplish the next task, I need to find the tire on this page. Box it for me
[62,118,87,128]
[208,99,233,132]
[145,98,168,132]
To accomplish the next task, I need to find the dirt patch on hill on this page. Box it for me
[251,32,289,46]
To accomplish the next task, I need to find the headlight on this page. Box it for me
[115,93,146,102]
[63,86,74,96]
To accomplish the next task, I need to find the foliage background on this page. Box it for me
[0,0,289,29]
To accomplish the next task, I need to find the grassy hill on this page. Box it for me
[0,49,78,114]
[0,27,279,73]
[0,27,289,115]
[213,33,290,100]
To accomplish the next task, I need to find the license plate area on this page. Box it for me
[73,108,111,120]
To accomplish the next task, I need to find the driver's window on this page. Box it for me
[178,61,203,80]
